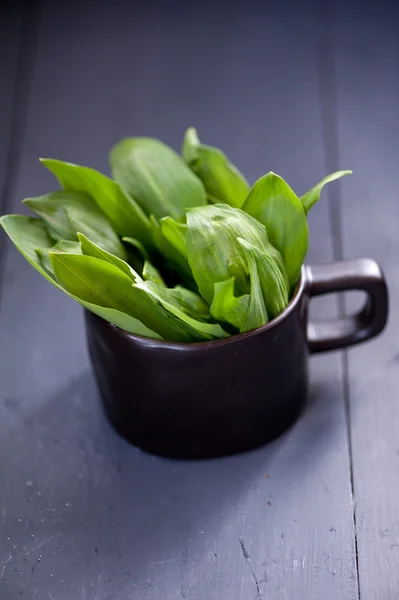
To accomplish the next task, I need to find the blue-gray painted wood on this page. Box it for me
[0,2,358,598]
[333,4,399,599]
[0,2,27,213]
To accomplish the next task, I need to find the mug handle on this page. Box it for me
[305,259,389,353]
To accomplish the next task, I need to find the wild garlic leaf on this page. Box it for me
[40,158,152,245]
[0,215,59,286]
[238,238,288,320]
[239,241,269,332]
[51,253,143,315]
[186,204,270,304]
[150,216,194,284]
[242,172,308,288]
[110,137,207,221]
[165,285,211,321]
[81,306,163,339]
[300,170,352,214]
[142,260,166,286]
[50,253,204,343]
[37,240,81,275]
[23,190,127,260]
[78,233,140,281]
[0,215,161,339]
[159,216,188,259]
[135,280,228,341]
[122,236,150,274]
[210,277,250,331]
[182,127,250,208]
[122,237,149,261]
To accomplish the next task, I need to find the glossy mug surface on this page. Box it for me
[85,259,388,459]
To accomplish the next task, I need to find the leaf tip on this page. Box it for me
[182,127,200,163]
[186,126,199,139]
[39,157,54,169]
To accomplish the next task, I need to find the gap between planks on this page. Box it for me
[316,2,361,599]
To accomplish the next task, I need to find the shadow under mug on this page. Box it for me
[85,258,388,459]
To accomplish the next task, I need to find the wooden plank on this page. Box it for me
[333,4,399,598]
[0,1,27,214]
[0,2,357,599]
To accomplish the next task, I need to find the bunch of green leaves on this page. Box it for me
[0,128,351,342]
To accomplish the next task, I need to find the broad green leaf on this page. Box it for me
[0,215,161,339]
[242,172,308,288]
[238,238,288,320]
[239,242,268,332]
[186,204,270,304]
[210,277,250,331]
[135,280,228,341]
[210,249,269,334]
[122,237,149,261]
[122,236,149,274]
[80,305,162,339]
[110,137,207,221]
[37,240,81,275]
[300,170,352,214]
[165,285,210,321]
[159,216,188,258]
[0,215,59,287]
[40,158,152,245]
[182,127,250,208]
[50,253,143,315]
[78,232,140,281]
[150,216,194,285]
[142,260,165,286]
[23,190,127,260]
[50,253,205,343]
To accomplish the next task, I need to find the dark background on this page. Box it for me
[0,1,398,599]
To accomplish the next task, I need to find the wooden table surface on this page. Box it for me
[0,1,398,598]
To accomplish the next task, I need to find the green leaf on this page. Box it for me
[164,285,210,321]
[0,215,59,286]
[210,277,250,331]
[37,240,81,275]
[209,249,270,334]
[110,137,207,221]
[182,127,250,208]
[0,215,161,339]
[142,260,165,286]
[150,216,194,284]
[23,190,127,260]
[238,238,288,320]
[186,204,271,304]
[122,236,149,274]
[239,241,269,332]
[135,280,228,341]
[50,253,142,315]
[78,232,140,281]
[300,170,352,214]
[242,172,308,288]
[40,158,152,245]
[159,216,188,258]
[83,306,163,339]
[50,253,207,343]
[122,237,149,261]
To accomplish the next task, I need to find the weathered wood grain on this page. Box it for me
[0,1,34,232]
[333,4,399,599]
[0,2,357,599]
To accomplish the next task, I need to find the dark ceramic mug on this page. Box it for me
[85,258,388,459]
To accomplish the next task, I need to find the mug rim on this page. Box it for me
[96,266,307,351]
